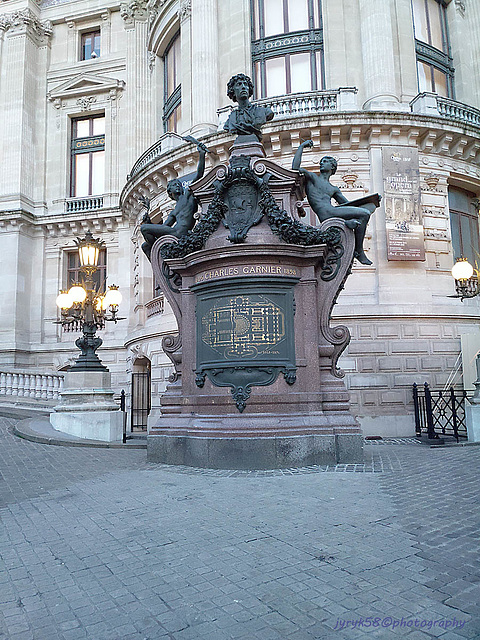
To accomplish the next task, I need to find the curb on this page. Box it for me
[12,418,147,449]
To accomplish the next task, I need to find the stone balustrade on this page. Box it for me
[217,88,359,129]
[65,196,104,213]
[128,89,360,182]
[145,295,165,318]
[0,370,64,400]
[128,133,184,181]
[410,92,480,127]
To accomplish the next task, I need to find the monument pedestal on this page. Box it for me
[147,148,366,468]
[466,399,480,442]
[50,371,123,442]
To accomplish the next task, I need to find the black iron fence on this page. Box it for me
[412,383,468,442]
[131,372,151,431]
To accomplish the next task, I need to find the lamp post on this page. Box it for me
[450,257,480,402]
[56,231,123,371]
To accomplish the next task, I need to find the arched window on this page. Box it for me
[163,33,181,132]
[412,0,454,98]
[251,0,324,99]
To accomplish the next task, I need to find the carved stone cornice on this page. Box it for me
[0,9,52,44]
[178,0,191,21]
[120,0,148,27]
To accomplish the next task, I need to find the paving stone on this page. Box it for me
[2,416,480,639]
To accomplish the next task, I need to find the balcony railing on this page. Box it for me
[127,89,359,182]
[256,87,358,118]
[128,133,184,181]
[66,196,104,213]
[0,370,64,400]
[145,295,165,318]
[410,92,480,127]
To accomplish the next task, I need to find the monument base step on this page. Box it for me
[147,432,363,469]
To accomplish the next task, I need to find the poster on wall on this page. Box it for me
[382,146,425,261]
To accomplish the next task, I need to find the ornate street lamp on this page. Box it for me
[451,257,479,300]
[56,231,124,371]
[450,257,480,402]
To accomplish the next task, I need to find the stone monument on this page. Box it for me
[145,74,381,469]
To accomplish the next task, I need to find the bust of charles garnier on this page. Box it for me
[223,73,274,142]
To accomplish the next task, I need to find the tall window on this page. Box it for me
[412,0,454,97]
[67,249,107,293]
[163,34,181,132]
[81,30,100,60]
[70,115,105,197]
[449,187,479,266]
[251,0,324,99]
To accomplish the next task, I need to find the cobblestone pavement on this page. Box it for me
[1,416,480,640]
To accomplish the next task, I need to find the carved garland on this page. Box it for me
[160,174,344,283]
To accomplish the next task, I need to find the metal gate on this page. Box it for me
[131,372,151,431]
[412,383,468,442]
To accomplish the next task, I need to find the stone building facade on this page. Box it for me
[1,0,480,436]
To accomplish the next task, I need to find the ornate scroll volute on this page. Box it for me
[150,236,182,325]
[315,218,355,378]
[150,236,183,384]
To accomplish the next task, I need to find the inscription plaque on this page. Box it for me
[193,277,297,412]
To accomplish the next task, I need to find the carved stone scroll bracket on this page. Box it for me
[315,218,355,378]
[150,236,182,325]
[162,334,182,384]
[195,366,295,413]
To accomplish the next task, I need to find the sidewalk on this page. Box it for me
[1,415,479,640]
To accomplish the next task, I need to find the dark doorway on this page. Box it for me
[131,359,151,431]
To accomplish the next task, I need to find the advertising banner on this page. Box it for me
[382,147,425,261]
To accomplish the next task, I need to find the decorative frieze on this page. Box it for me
[178,0,191,21]
[0,8,52,43]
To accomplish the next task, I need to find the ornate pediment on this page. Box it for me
[47,73,125,102]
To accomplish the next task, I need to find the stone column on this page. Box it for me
[179,0,193,131]
[358,0,401,110]
[121,0,154,172]
[190,0,219,136]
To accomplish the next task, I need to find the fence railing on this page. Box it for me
[412,382,468,442]
[0,370,64,401]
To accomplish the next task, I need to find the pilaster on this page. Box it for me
[0,9,52,213]
[179,0,192,132]
[121,0,154,171]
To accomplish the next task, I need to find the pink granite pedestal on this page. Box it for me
[147,149,363,469]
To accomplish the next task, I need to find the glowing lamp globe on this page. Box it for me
[68,284,87,303]
[451,259,474,281]
[103,285,122,307]
[56,291,73,309]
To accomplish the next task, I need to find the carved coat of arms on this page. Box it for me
[223,181,262,243]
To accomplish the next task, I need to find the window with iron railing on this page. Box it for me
[163,33,181,132]
[70,115,105,197]
[412,0,454,98]
[251,0,324,99]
